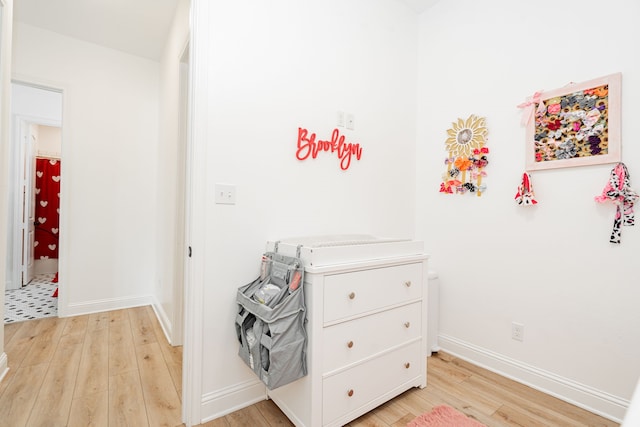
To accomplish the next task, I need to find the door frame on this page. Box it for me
[9,78,66,309]
[10,113,62,290]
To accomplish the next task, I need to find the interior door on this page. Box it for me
[20,122,36,286]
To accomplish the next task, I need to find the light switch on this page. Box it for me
[214,184,236,205]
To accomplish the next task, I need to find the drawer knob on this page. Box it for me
[348,292,356,300]
[405,362,411,369]
[347,340,354,348]
[404,322,411,328]
[347,389,354,397]
[404,280,412,287]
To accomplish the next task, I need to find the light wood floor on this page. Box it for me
[1,306,182,427]
[1,307,620,427]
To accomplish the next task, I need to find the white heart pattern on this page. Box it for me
[36,171,43,178]
[57,208,60,214]
[38,217,47,224]
[48,244,56,250]
[35,188,41,194]
[49,159,58,165]
[40,200,48,207]
[40,256,49,260]
[52,176,61,182]
[34,241,39,247]
[51,228,59,234]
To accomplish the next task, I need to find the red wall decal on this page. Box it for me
[296,127,363,170]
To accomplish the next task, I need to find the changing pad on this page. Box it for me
[266,234,424,268]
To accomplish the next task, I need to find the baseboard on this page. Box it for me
[200,379,266,424]
[150,297,173,345]
[0,352,8,385]
[438,334,628,423]
[61,295,154,317]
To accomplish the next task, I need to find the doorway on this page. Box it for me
[5,82,63,323]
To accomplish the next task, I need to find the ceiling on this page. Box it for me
[13,0,439,62]
[13,0,180,61]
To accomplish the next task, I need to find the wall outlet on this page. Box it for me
[346,113,355,130]
[512,322,524,342]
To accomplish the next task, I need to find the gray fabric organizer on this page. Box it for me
[235,250,307,390]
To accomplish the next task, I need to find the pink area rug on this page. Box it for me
[407,405,486,427]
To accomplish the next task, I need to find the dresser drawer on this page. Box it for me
[323,263,423,323]
[322,341,421,425]
[323,302,421,373]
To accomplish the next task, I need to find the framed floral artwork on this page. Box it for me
[521,73,621,171]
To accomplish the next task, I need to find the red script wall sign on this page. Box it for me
[296,127,363,170]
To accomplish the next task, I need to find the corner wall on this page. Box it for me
[415,0,640,421]
[155,0,190,345]
[191,0,420,421]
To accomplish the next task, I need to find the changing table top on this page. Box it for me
[266,234,426,270]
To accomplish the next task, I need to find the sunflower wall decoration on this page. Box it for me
[439,114,489,196]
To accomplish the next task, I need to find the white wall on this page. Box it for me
[36,124,62,156]
[415,0,640,421]
[0,0,14,382]
[191,0,419,421]
[12,23,160,315]
[155,0,190,344]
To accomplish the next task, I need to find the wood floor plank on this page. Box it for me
[26,333,84,427]
[225,405,270,427]
[145,305,183,399]
[68,390,109,427]
[87,312,111,332]
[135,342,182,427]
[21,316,67,367]
[129,306,158,347]
[0,364,15,398]
[108,314,138,376]
[426,367,503,415]
[75,327,109,397]
[390,413,417,427]
[108,370,149,427]
[63,314,89,336]
[200,418,230,427]
[108,309,129,324]
[347,411,388,427]
[426,352,473,383]
[369,396,417,426]
[465,374,591,427]
[4,320,23,344]
[5,319,41,370]
[0,363,48,426]
[254,399,294,426]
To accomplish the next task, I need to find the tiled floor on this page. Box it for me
[4,273,58,323]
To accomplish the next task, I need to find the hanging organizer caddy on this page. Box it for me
[235,243,307,390]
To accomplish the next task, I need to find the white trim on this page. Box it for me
[200,380,267,424]
[182,0,207,425]
[0,352,8,385]
[62,295,154,317]
[151,297,173,345]
[438,334,627,423]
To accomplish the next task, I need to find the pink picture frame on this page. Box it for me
[525,73,621,171]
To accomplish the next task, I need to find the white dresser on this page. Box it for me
[266,236,429,427]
